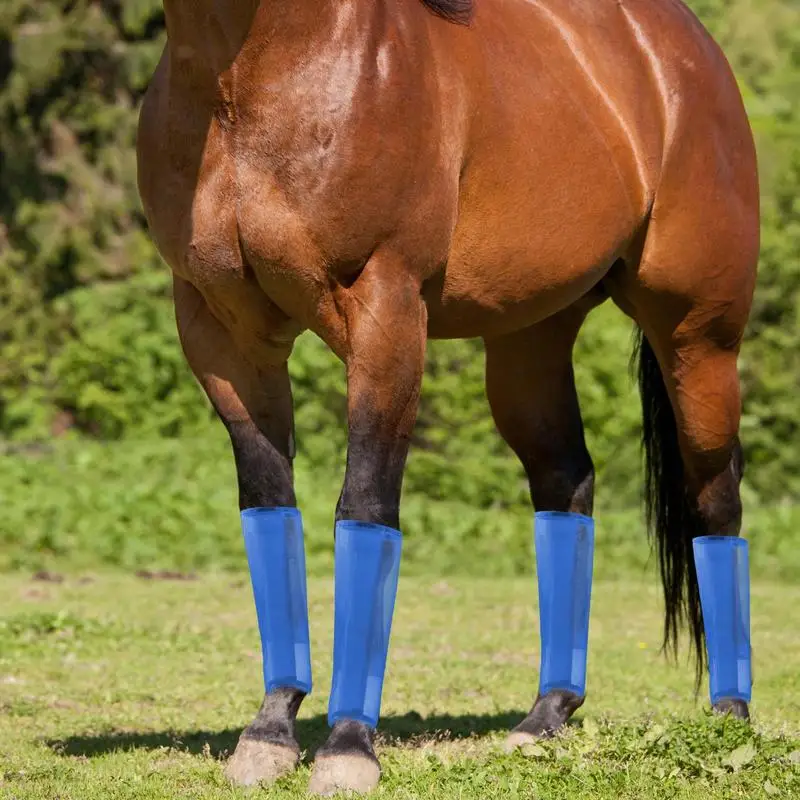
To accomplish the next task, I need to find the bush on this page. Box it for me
[1,438,796,580]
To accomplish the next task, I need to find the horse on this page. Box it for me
[137,0,758,794]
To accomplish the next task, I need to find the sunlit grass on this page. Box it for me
[0,573,798,798]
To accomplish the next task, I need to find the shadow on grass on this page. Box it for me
[46,709,548,761]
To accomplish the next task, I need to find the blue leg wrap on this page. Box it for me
[535,511,595,697]
[693,536,752,704]
[328,521,402,729]
[241,508,312,694]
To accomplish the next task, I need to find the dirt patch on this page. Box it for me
[32,571,64,583]
[135,570,198,582]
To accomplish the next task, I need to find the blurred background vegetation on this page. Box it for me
[0,0,798,576]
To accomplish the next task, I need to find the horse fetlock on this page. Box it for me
[225,688,306,787]
[507,689,586,746]
[712,698,750,720]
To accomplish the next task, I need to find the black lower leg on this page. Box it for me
[175,289,304,784]
[527,458,595,517]
[309,262,426,794]
[510,443,596,739]
[239,687,306,750]
[223,418,308,780]
[334,424,406,529]
[226,419,295,510]
[324,426,407,769]
[484,327,597,742]
[691,442,749,720]
[314,719,378,764]
[512,690,586,739]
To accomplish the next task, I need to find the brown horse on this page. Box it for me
[137,0,758,793]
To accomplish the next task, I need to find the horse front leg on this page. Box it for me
[309,263,427,796]
[174,278,309,787]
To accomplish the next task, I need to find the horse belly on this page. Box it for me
[426,165,636,339]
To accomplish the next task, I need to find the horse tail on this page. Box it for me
[633,328,705,681]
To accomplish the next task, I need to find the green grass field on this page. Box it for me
[1,573,798,799]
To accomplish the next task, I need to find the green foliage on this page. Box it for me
[0,0,799,514]
[0,438,796,578]
[741,148,800,493]
[0,0,165,438]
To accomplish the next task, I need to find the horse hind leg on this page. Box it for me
[635,321,750,716]
[484,304,598,744]
[609,194,757,716]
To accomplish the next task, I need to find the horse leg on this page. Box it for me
[633,308,751,717]
[309,263,427,796]
[484,306,597,744]
[607,176,756,712]
[173,278,305,785]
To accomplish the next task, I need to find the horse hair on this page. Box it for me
[634,328,706,687]
[421,0,474,24]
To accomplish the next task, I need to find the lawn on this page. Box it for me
[0,573,798,799]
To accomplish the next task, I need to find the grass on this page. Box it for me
[0,573,798,799]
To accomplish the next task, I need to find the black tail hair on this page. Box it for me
[633,328,705,682]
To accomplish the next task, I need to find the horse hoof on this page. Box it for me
[224,737,299,787]
[308,753,381,796]
[713,698,750,720]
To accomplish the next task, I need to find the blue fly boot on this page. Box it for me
[693,536,751,711]
[241,507,312,694]
[225,508,312,787]
[535,511,595,699]
[328,520,403,729]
